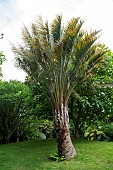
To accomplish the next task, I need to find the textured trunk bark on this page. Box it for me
[5,135,10,144]
[17,136,20,142]
[54,102,76,160]
[16,128,20,142]
[75,127,80,139]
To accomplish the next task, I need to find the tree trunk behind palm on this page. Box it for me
[54,102,76,160]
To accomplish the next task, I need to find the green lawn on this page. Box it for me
[0,139,113,170]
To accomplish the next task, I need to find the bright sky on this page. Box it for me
[0,0,113,82]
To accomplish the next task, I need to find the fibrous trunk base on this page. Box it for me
[57,128,76,160]
[54,103,76,160]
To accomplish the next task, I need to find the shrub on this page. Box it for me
[101,123,113,141]
[84,125,110,141]
[36,119,54,139]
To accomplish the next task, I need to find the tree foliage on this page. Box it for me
[69,47,113,139]
[0,80,35,144]
[0,33,5,78]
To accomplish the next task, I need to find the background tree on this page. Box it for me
[12,15,107,160]
[0,80,35,144]
[25,76,54,139]
[69,46,113,139]
[0,33,5,79]
[25,76,52,120]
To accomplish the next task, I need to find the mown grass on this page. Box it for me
[0,139,113,170]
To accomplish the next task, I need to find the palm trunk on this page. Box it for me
[54,102,76,160]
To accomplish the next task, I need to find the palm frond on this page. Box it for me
[51,15,62,43]
[21,25,32,48]
[63,17,84,55]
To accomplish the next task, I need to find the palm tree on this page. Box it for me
[12,15,107,160]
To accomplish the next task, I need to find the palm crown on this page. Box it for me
[12,15,106,109]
